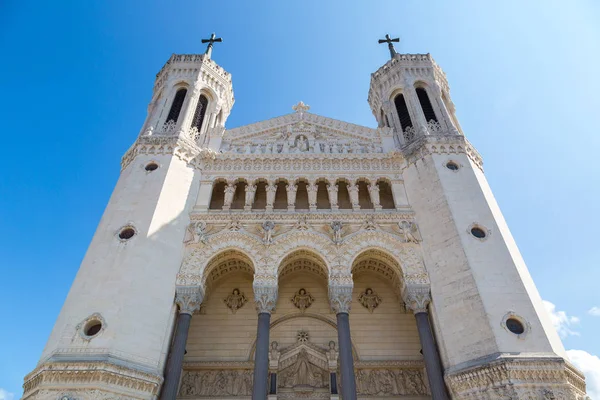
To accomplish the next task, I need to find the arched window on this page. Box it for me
[357,181,373,209]
[166,88,187,123]
[273,181,288,210]
[377,180,395,209]
[415,88,438,122]
[231,181,246,210]
[295,180,310,210]
[191,94,209,132]
[394,94,413,131]
[209,180,226,210]
[336,180,352,210]
[316,181,331,209]
[253,181,268,210]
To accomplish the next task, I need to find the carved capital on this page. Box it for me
[253,282,278,314]
[329,283,353,314]
[175,285,204,315]
[402,285,431,314]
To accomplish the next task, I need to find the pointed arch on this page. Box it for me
[191,94,209,132]
[415,86,438,123]
[166,88,187,123]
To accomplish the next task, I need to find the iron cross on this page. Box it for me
[201,33,223,59]
[378,34,400,60]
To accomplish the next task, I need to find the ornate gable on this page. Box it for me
[222,103,384,155]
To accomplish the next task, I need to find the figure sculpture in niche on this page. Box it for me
[358,288,382,313]
[282,348,325,389]
[262,220,275,244]
[295,135,309,152]
[291,288,315,312]
[223,288,247,314]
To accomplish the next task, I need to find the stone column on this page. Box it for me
[286,183,297,211]
[161,286,203,400]
[329,282,357,400]
[404,83,429,136]
[176,82,202,138]
[327,183,339,211]
[368,183,382,210]
[252,282,278,400]
[430,83,459,135]
[265,183,277,212]
[403,286,449,400]
[222,183,235,211]
[245,184,257,211]
[347,183,360,211]
[307,182,318,211]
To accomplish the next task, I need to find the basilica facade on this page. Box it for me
[23,43,588,400]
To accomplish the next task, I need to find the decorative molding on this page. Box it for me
[328,284,353,314]
[402,285,431,314]
[253,283,278,314]
[75,313,106,341]
[178,369,253,397]
[22,361,162,400]
[175,285,204,315]
[355,367,429,396]
[445,356,587,399]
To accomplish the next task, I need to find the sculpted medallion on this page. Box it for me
[358,288,382,313]
[291,288,315,312]
[223,288,247,314]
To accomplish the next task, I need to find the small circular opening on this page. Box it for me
[446,161,459,171]
[471,227,486,239]
[506,318,525,334]
[118,227,135,240]
[84,321,102,337]
[145,162,158,172]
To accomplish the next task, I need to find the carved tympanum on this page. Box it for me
[291,288,315,312]
[279,348,328,390]
[358,288,382,313]
[223,288,247,313]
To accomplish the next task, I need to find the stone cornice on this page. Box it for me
[402,134,483,172]
[22,361,163,399]
[190,211,414,223]
[120,135,202,171]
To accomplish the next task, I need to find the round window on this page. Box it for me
[506,318,525,335]
[471,227,486,239]
[84,321,102,337]
[446,161,459,171]
[118,227,136,240]
[145,162,159,172]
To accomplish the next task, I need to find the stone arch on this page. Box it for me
[176,231,263,286]
[277,249,329,279]
[202,249,255,292]
[340,231,429,285]
[269,231,337,276]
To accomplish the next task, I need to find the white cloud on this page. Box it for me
[0,389,14,400]
[568,349,600,400]
[588,306,600,317]
[543,300,580,338]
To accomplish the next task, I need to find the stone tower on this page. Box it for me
[23,47,587,400]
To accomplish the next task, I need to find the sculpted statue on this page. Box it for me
[184,221,207,245]
[269,341,280,364]
[364,215,377,231]
[262,220,275,244]
[368,183,381,207]
[223,183,236,207]
[228,219,242,231]
[327,184,339,207]
[265,183,277,208]
[294,216,310,231]
[223,288,247,314]
[295,135,309,152]
[245,184,256,208]
[398,220,421,243]
[307,182,318,208]
[347,183,360,208]
[326,341,338,366]
[281,349,326,389]
[331,221,343,244]
[358,288,382,313]
[291,288,315,312]
[286,183,297,207]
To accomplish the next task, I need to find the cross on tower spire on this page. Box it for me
[201,33,223,59]
[378,34,400,60]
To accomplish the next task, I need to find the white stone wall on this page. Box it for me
[402,151,566,370]
[39,154,200,374]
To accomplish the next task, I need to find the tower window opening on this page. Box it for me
[166,88,187,123]
[506,318,525,335]
[394,94,413,131]
[416,87,438,123]
[191,94,209,132]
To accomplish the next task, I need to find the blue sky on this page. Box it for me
[1,0,599,398]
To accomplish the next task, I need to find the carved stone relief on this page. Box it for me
[223,288,247,314]
[279,349,328,391]
[354,368,428,396]
[291,288,315,312]
[358,288,383,313]
[178,370,254,397]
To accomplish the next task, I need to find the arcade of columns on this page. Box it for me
[160,211,449,400]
